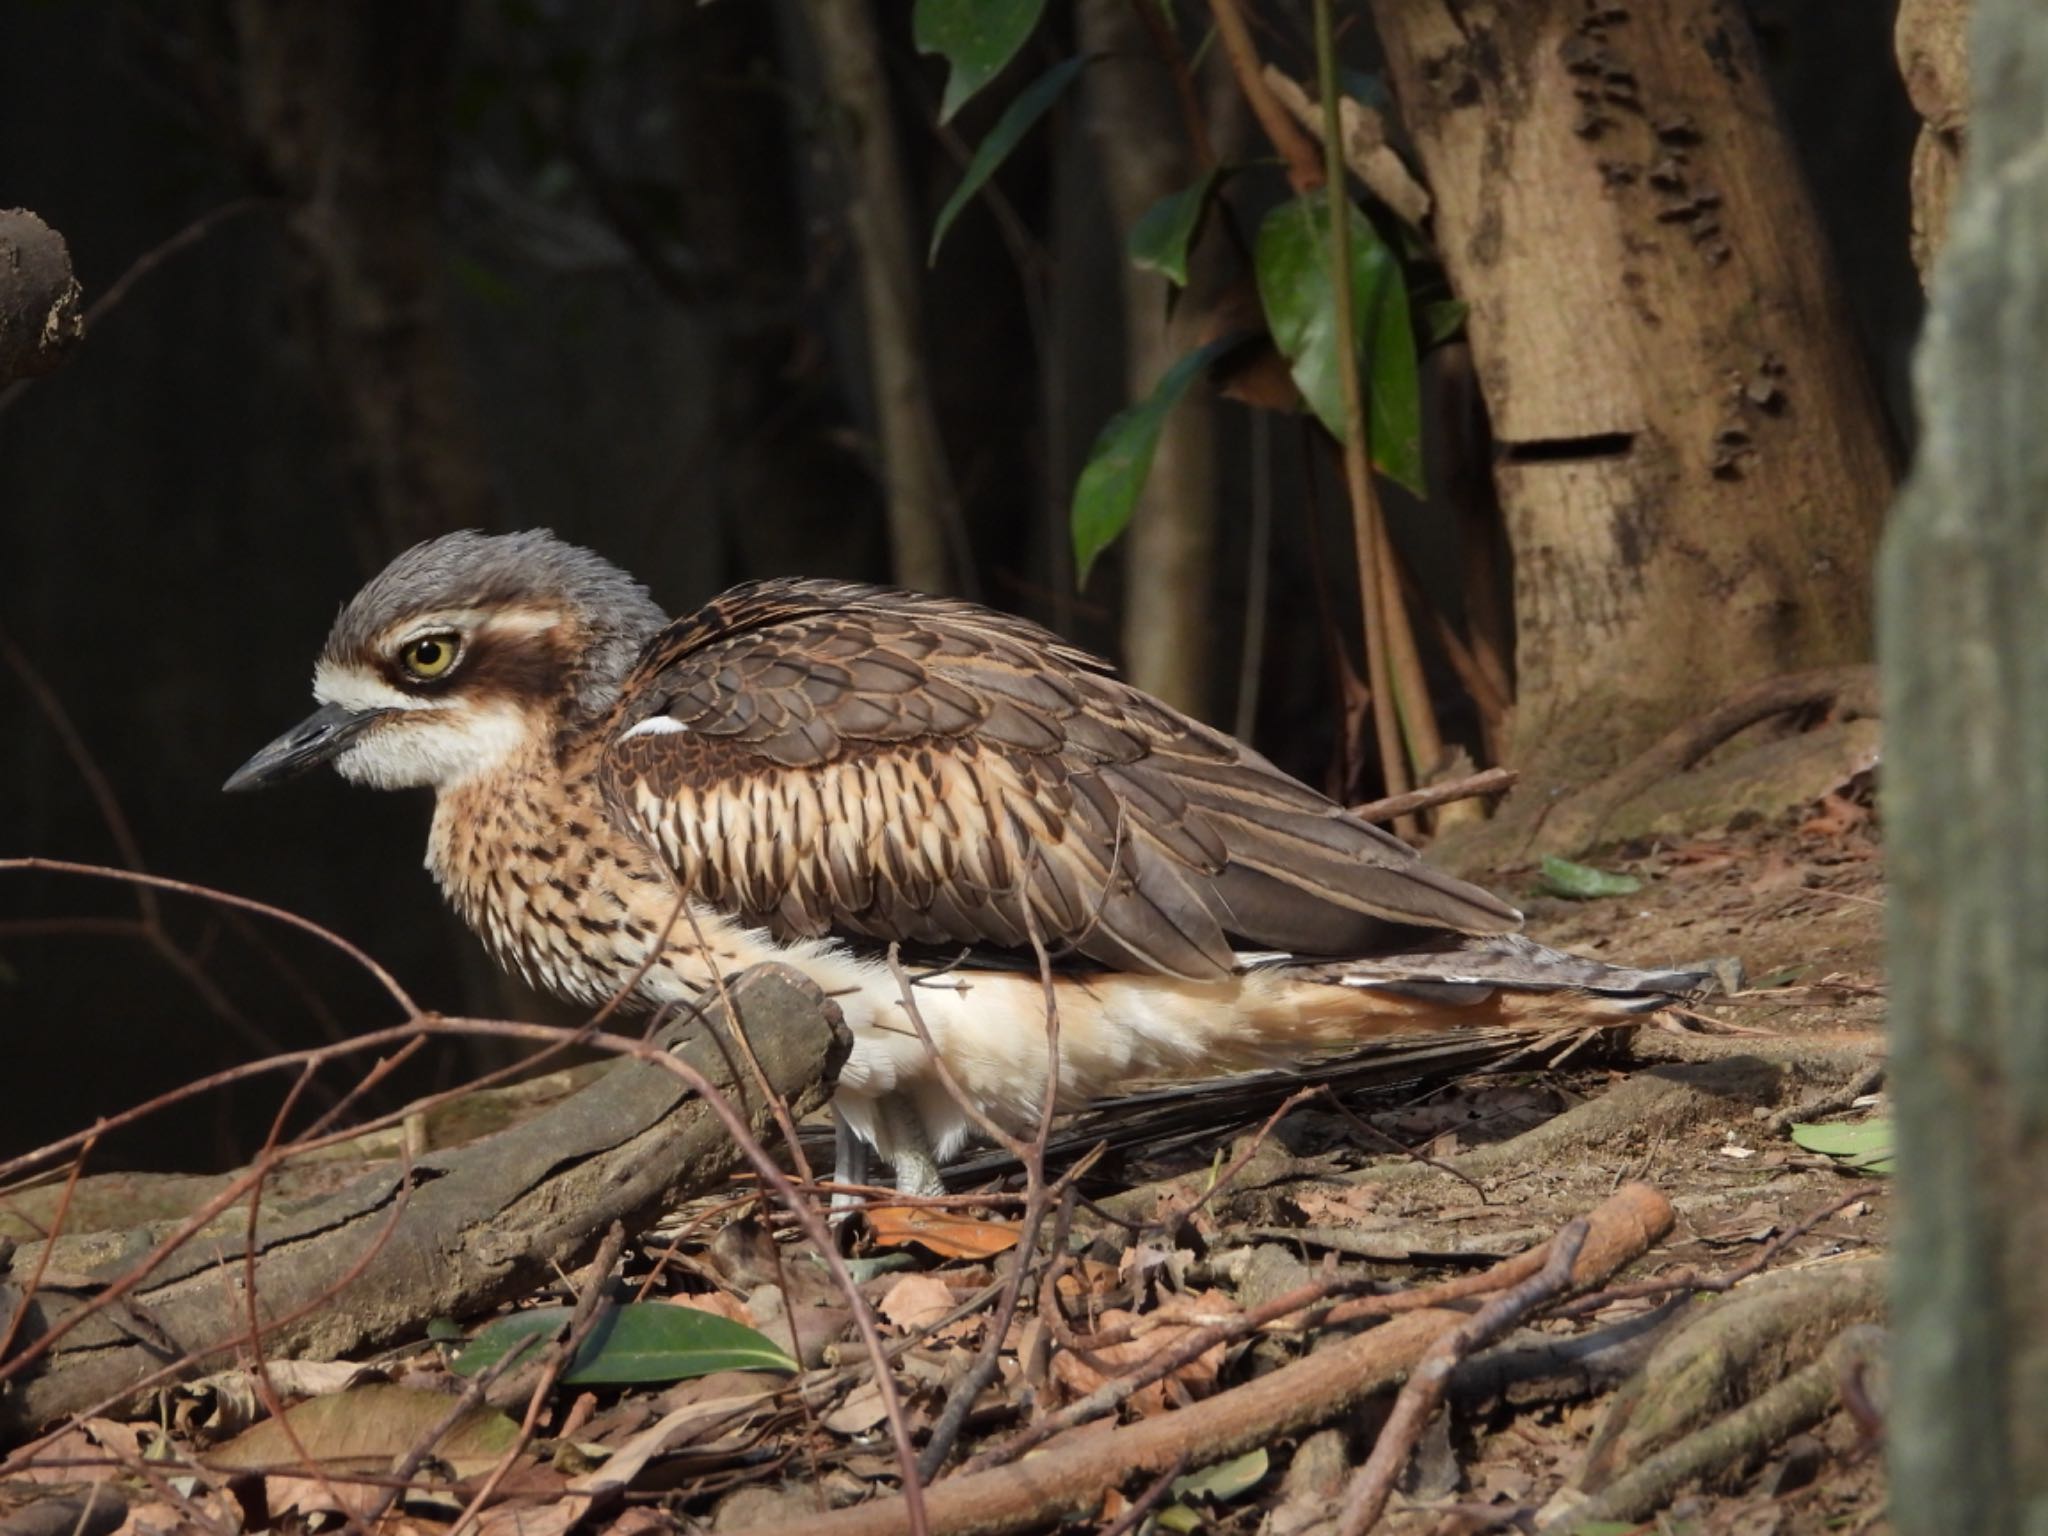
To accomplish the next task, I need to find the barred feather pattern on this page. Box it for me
[598,580,1522,981]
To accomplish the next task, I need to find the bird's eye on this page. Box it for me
[399,634,461,680]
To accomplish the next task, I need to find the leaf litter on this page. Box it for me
[0,809,1890,1533]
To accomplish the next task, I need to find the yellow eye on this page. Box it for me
[399,634,460,680]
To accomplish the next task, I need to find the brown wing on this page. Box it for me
[597,579,1520,981]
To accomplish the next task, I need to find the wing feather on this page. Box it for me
[599,579,1520,979]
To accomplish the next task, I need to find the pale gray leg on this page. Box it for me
[831,1110,869,1214]
[879,1095,946,1198]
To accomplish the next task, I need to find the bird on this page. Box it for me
[225,529,1711,1197]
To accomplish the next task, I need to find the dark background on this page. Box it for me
[0,0,1918,1167]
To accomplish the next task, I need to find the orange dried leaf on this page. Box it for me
[865,1205,1020,1260]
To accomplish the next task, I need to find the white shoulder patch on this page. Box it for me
[621,715,689,739]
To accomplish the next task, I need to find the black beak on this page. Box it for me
[223,703,387,793]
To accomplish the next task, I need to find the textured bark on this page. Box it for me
[1897,0,1971,284]
[232,0,497,558]
[1079,0,1218,719]
[0,966,848,1436]
[804,0,960,596]
[1369,0,1897,799]
[1881,0,2048,1523]
[0,210,83,387]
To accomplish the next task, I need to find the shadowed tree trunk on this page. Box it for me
[1882,0,2048,1525]
[233,0,498,562]
[803,0,961,596]
[1369,0,1897,807]
[1079,0,1218,719]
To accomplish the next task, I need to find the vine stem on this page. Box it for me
[1312,0,1417,833]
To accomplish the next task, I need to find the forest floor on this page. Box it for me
[0,800,1890,1536]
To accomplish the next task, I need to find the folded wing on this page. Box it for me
[597,580,1520,981]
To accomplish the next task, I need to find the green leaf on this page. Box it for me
[453,1302,798,1386]
[1071,335,1239,587]
[1129,168,1221,287]
[1254,196,1424,493]
[1790,1120,1894,1175]
[915,0,1047,124]
[1173,1446,1269,1502]
[1537,856,1643,900]
[931,55,1088,264]
[1421,298,1469,348]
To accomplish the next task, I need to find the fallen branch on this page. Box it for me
[735,1184,1674,1536]
[1336,1220,1589,1533]
[0,965,848,1434]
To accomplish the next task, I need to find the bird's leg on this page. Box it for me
[830,1110,870,1214]
[879,1096,946,1198]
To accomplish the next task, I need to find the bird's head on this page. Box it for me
[225,529,667,794]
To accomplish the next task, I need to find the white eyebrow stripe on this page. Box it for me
[313,661,431,712]
[621,716,689,739]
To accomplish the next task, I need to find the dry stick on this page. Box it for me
[0,1133,94,1365]
[441,1223,633,1533]
[0,199,269,417]
[1301,0,1418,839]
[1208,0,1323,193]
[1335,1220,1589,1535]
[903,904,1067,1480]
[748,1184,1673,1536]
[0,863,926,1536]
[1554,1183,1885,1320]
[987,1200,1577,1472]
[1,1040,432,1386]
[1349,767,1519,826]
[1101,1453,1192,1536]
[0,858,419,1016]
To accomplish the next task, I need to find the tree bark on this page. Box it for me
[232,0,498,559]
[0,210,83,388]
[803,0,961,596]
[1079,0,1218,719]
[1369,0,1897,802]
[1897,0,1971,285]
[1881,0,2048,1523]
[0,965,848,1436]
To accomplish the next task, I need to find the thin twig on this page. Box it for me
[1208,0,1322,193]
[1349,767,1518,825]
[1335,1220,1588,1534]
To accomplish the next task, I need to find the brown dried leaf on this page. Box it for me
[878,1274,958,1332]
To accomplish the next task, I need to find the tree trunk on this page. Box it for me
[1078,0,1218,719]
[1369,0,1897,801]
[1881,0,2048,1524]
[233,0,498,561]
[803,0,961,596]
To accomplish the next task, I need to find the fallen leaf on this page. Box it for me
[878,1273,958,1332]
[821,1380,890,1437]
[865,1204,1020,1260]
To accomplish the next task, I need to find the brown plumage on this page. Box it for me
[226,531,1714,1196]
[601,580,1520,979]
